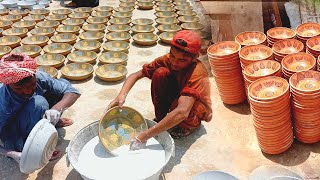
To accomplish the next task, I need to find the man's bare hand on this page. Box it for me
[105,94,126,112]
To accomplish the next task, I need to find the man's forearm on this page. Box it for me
[51,93,80,112]
[118,70,144,98]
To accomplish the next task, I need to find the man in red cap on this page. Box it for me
[107,30,212,150]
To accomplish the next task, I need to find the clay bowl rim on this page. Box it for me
[235,31,267,46]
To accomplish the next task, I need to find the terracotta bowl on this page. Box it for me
[159,31,176,44]
[109,17,131,25]
[156,2,173,6]
[106,32,131,42]
[99,51,128,64]
[79,31,104,42]
[67,50,97,64]
[3,27,28,38]
[68,12,90,20]
[36,20,60,29]
[107,24,130,32]
[0,35,21,48]
[243,60,281,79]
[157,24,181,33]
[272,39,304,55]
[35,54,65,68]
[23,14,45,23]
[52,9,73,15]
[112,12,132,18]
[0,20,13,30]
[91,11,112,18]
[30,27,55,37]
[83,23,106,32]
[86,17,109,24]
[177,10,197,16]
[9,9,29,17]
[30,9,50,16]
[11,45,42,58]
[0,45,12,58]
[235,31,267,46]
[175,5,193,11]
[155,11,176,18]
[94,6,114,12]
[74,7,93,14]
[137,2,154,10]
[37,66,58,78]
[155,17,178,25]
[248,76,289,101]
[296,22,320,38]
[114,6,135,12]
[45,14,67,22]
[56,25,81,34]
[12,20,36,30]
[207,41,241,57]
[267,27,296,41]
[181,22,204,31]
[133,33,158,46]
[239,44,273,66]
[96,64,128,82]
[51,33,77,45]
[0,9,9,16]
[102,40,130,52]
[62,18,85,27]
[119,2,135,7]
[155,6,175,12]
[43,43,72,56]
[282,52,316,73]
[74,40,101,52]
[61,63,94,81]
[22,35,49,47]
[306,36,320,52]
[131,25,155,34]
[132,18,154,26]
[0,15,22,23]
[289,70,320,93]
[178,15,200,24]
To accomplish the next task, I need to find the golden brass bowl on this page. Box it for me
[12,20,36,30]
[30,27,55,37]
[178,15,200,23]
[56,25,81,34]
[43,43,73,56]
[114,6,135,12]
[36,20,60,29]
[23,14,45,23]
[67,50,97,64]
[68,12,90,20]
[157,24,182,33]
[156,17,178,25]
[112,12,132,18]
[155,6,174,12]
[133,33,158,46]
[181,22,204,31]
[86,17,109,24]
[159,31,176,44]
[102,41,130,52]
[119,0,135,3]
[119,2,136,7]
[0,9,9,16]
[106,32,131,42]
[61,63,94,81]
[35,54,65,68]
[0,45,12,58]
[107,24,130,32]
[175,5,193,11]
[51,33,78,45]
[137,2,154,10]
[0,20,12,30]
[30,9,50,16]
[74,40,101,52]
[177,10,197,16]
[79,31,104,42]
[109,17,131,25]
[91,11,112,18]
[94,6,114,12]
[52,9,73,15]
[9,9,29,17]
[132,18,154,26]
[62,18,85,26]
[155,11,177,18]
[0,15,22,23]
[131,25,155,34]
[74,7,93,14]
[0,35,21,48]
[82,23,106,32]
[173,1,189,6]
[11,45,42,58]
[99,51,128,64]
[156,2,173,6]
[22,35,49,47]
[3,27,28,38]
[96,64,128,82]
[45,14,67,22]
[37,66,58,78]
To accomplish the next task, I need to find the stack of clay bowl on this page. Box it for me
[272,39,304,62]
[248,76,293,154]
[235,31,267,47]
[306,36,320,60]
[295,22,320,46]
[266,27,296,47]
[239,44,273,69]
[242,60,281,96]
[207,41,246,104]
[281,52,316,80]
[289,70,320,143]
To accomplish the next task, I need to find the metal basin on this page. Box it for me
[0,45,11,58]
[99,51,128,65]
[109,17,131,25]
[112,11,132,18]
[156,17,178,25]
[74,40,101,52]
[22,35,49,47]
[91,11,112,18]
[11,45,42,58]
[74,7,93,14]
[106,32,131,42]
[56,25,81,34]
[181,22,204,31]
[132,18,154,26]
[102,40,130,53]
[3,27,28,38]
[131,25,155,34]
[43,43,72,56]
[35,53,65,68]
[114,6,135,12]
[86,17,108,24]
[45,14,67,22]
[177,10,197,16]
[23,14,45,23]
[82,24,106,32]
[133,33,158,46]
[61,63,94,81]
[0,20,13,29]
[157,24,182,33]
[0,35,21,48]
[68,12,90,20]
[12,20,36,30]
[159,31,177,44]
[94,6,114,12]
[30,9,50,16]
[30,27,55,37]
[37,66,58,78]
[96,64,128,81]
[51,33,78,45]
[36,20,60,29]
[52,9,73,15]
[155,11,176,18]
[79,31,104,42]
[67,50,97,64]
[62,18,85,26]
[107,24,130,32]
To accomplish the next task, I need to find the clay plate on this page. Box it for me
[12,20,36,30]
[51,33,78,45]
[94,6,114,12]
[102,41,130,52]
[3,27,28,38]
[155,17,178,25]
[0,20,13,29]
[74,7,93,14]
[96,64,128,82]
[35,54,65,68]
[36,20,60,29]
[52,9,73,15]
[106,32,131,42]
[74,40,101,52]
[56,25,81,34]
[79,31,104,42]
[11,45,42,58]
[132,18,154,26]
[68,12,90,20]
[43,43,72,56]
[177,10,197,16]
[0,35,21,48]
[0,45,11,58]
[61,63,94,81]
[159,31,176,44]
[30,27,55,37]
[181,22,204,31]
[37,66,58,78]
[155,11,176,18]
[131,25,155,34]
[86,17,109,24]
[45,14,67,22]
[29,9,50,16]
[107,24,131,32]
[91,11,112,18]
[67,50,97,64]
[23,14,45,23]
[157,24,182,33]
[22,35,49,47]
[62,18,85,26]
[133,33,158,46]
[99,51,128,64]
[83,23,106,32]
[109,17,131,25]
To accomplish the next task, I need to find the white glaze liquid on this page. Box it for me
[77,136,165,180]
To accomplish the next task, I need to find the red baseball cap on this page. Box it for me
[171,30,201,55]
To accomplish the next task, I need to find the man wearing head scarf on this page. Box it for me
[0,54,80,159]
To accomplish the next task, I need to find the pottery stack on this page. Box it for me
[272,39,304,62]
[248,76,293,154]
[239,44,274,69]
[266,27,296,47]
[295,22,320,46]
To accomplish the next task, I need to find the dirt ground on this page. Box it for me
[1,0,320,180]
